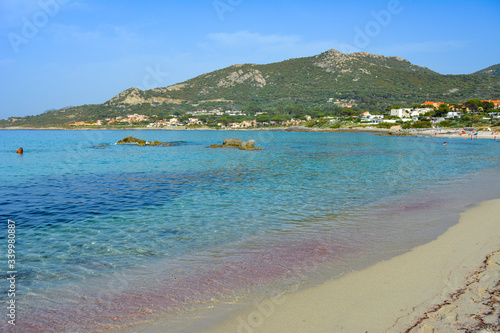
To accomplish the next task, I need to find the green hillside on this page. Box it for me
[474,64,500,77]
[2,49,500,127]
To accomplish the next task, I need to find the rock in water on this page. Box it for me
[117,136,146,145]
[208,138,261,150]
[16,147,23,154]
[222,138,242,147]
[239,140,256,150]
[116,136,169,146]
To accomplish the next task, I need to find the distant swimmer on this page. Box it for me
[443,142,447,146]
[16,147,23,154]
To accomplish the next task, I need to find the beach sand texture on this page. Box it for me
[199,199,500,333]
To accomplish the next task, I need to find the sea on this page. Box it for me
[1,129,499,332]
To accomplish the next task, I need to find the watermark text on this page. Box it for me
[6,219,17,326]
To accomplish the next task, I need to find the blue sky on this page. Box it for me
[1,0,499,119]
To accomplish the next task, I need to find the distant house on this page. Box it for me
[241,120,257,127]
[390,108,431,118]
[188,118,202,125]
[423,101,445,108]
[360,114,383,124]
[446,111,462,119]
[448,104,464,111]
[68,121,88,126]
[224,110,246,116]
[482,100,500,109]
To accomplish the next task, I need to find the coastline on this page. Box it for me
[187,198,500,333]
[0,125,390,133]
[2,126,498,140]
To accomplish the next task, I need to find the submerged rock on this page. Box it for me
[155,142,172,147]
[208,144,225,148]
[116,136,170,146]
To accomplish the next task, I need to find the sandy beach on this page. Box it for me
[179,199,500,333]
[420,129,500,140]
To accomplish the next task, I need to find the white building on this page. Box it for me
[188,118,202,125]
[446,111,462,118]
[360,114,384,124]
[224,110,246,116]
[390,108,431,118]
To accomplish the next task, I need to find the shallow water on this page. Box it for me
[0,130,499,332]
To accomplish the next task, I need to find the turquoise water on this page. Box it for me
[1,130,499,332]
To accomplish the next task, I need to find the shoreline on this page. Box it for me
[2,126,498,139]
[182,198,500,333]
[0,125,390,133]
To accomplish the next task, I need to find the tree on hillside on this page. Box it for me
[256,115,271,123]
[245,105,262,115]
[285,105,304,117]
[341,109,357,117]
[464,99,482,112]
[434,104,450,117]
[481,101,494,111]
[386,105,401,111]
[219,117,230,125]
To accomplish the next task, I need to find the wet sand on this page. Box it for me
[198,199,500,333]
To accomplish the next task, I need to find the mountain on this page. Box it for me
[474,64,500,77]
[2,50,500,127]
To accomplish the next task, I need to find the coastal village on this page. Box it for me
[66,99,500,129]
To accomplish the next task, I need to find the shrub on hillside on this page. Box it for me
[412,120,432,128]
[376,122,393,129]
